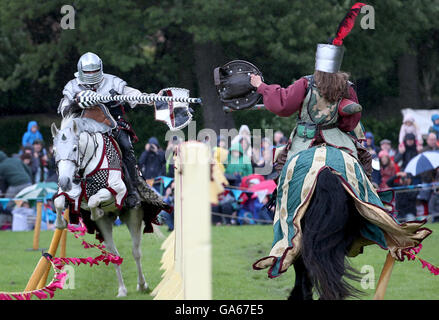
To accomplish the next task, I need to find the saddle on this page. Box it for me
[81,104,117,129]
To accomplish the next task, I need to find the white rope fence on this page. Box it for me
[151,142,212,300]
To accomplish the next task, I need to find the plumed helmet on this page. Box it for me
[75,52,104,85]
[315,44,345,74]
[315,3,366,73]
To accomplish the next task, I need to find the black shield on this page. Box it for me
[214,60,263,111]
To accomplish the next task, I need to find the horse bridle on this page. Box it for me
[55,132,98,182]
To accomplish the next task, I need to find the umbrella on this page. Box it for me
[240,174,265,188]
[14,182,58,200]
[249,179,277,201]
[404,151,439,176]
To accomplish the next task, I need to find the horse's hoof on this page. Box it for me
[137,283,150,293]
[117,288,127,298]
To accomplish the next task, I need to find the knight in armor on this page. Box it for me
[58,52,145,208]
[249,10,371,177]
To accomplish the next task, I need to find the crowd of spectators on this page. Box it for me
[0,121,57,231]
[366,114,439,222]
[0,121,57,197]
[3,114,439,232]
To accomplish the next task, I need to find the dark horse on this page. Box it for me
[289,168,364,300]
[254,145,430,300]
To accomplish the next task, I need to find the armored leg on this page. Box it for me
[114,129,141,208]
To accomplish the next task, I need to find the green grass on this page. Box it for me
[1,223,439,300]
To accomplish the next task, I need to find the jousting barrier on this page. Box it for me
[152,141,227,300]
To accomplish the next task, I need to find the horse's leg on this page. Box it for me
[121,208,148,292]
[54,195,67,229]
[288,256,313,300]
[88,189,113,221]
[95,214,128,298]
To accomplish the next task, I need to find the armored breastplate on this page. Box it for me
[63,73,127,102]
[62,74,128,121]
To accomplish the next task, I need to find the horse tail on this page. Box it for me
[301,168,364,300]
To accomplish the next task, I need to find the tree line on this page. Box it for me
[0,0,438,137]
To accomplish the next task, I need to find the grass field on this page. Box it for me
[0,223,438,300]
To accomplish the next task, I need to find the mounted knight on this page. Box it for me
[58,52,146,208]
[214,3,433,300]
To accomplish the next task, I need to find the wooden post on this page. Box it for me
[373,252,395,300]
[25,228,63,291]
[180,143,211,300]
[60,209,69,258]
[153,142,212,300]
[36,208,69,289]
[32,201,43,250]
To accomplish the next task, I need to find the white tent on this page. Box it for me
[402,108,439,136]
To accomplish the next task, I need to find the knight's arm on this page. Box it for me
[58,81,81,117]
[58,96,82,118]
[121,85,143,108]
[337,86,362,132]
[110,74,148,108]
[256,78,308,117]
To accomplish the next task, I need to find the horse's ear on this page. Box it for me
[51,123,59,138]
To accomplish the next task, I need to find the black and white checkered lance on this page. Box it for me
[76,90,202,109]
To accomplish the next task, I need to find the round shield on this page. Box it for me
[213,60,263,111]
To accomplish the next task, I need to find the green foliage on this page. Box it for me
[0,0,438,152]
[361,115,403,147]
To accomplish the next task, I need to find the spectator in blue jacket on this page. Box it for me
[22,121,44,147]
[363,132,379,158]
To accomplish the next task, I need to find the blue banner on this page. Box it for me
[230,189,243,199]
[0,198,10,209]
[157,176,174,188]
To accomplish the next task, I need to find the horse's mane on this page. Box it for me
[60,115,112,134]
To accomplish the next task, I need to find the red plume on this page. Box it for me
[332,2,367,46]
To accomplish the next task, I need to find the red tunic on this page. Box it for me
[256,77,361,132]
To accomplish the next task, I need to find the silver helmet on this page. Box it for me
[74,52,104,85]
[314,3,366,74]
[315,44,344,74]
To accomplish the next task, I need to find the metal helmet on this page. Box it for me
[74,52,104,85]
[315,3,366,74]
[315,44,344,73]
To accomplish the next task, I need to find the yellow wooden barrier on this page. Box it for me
[153,142,212,300]
[373,252,395,300]
[32,201,43,250]
[25,208,69,292]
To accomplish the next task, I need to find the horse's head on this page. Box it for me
[51,119,81,192]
